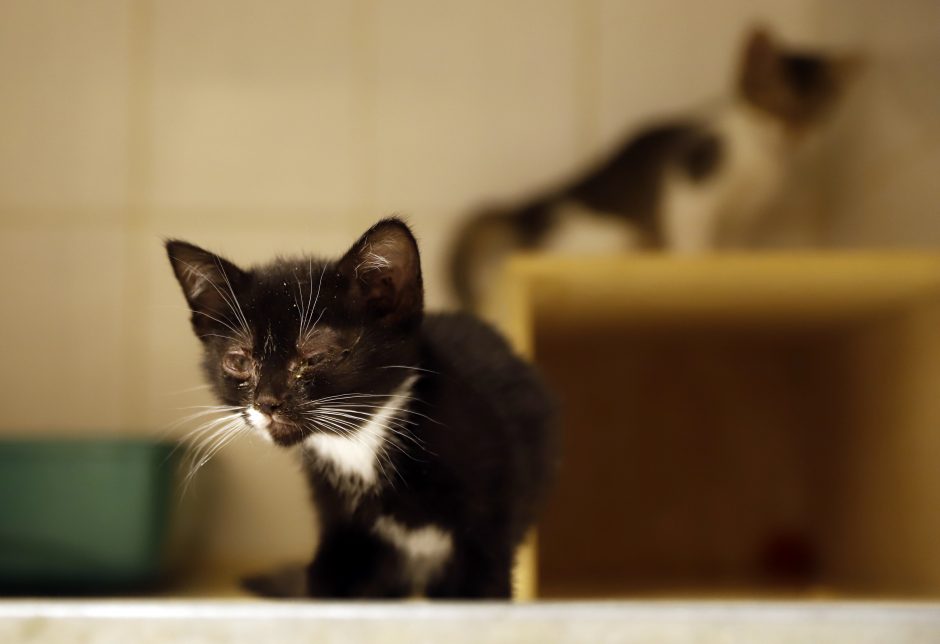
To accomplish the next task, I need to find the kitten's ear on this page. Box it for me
[740,26,779,85]
[338,218,423,326]
[165,240,249,335]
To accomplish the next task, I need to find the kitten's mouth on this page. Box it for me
[245,408,304,447]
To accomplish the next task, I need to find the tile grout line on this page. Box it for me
[119,0,154,435]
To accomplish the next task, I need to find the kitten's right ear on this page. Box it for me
[165,240,249,335]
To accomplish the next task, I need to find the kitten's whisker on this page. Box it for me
[309,265,327,331]
[192,310,249,341]
[312,404,419,426]
[171,258,251,341]
[299,392,420,406]
[379,365,440,375]
[304,419,400,488]
[304,410,426,457]
[307,416,391,460]
[163,413,239,463]
[311,405,414,425]
[301,261,313,339]
[161,383,213,396]
[302,308,326,344]
[160,408,240,441]
[302,261,315,337]
[306,414,359,437]
[187,416,243,459]
[199,420,249,466]
[304,391,392,402]
[310,400,443,427]
[311,409,422,442]
[181,418,248,494]
[168,406,242,424]
[395,406,443,427]
[213,256,252,340]
[378,439,414,470]
[302,409,406,490]
[152,305,246,343]
[309,391,424,403]
[198,333,241,343]
[294,272,309,344]
[311,417,401,484]
[183,413,243,441]
[179,411,243,453]
[295,262,327,344]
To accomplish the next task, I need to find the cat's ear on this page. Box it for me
[165,240,249,335]
[740,26,779,86]
[338,218,423,326]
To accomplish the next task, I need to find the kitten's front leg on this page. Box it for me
[241,532,406,599]
[428,541,513,599]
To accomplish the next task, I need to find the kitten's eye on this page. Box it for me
[302,352,330,367]
[292,353,325,380]
[222,351,253,378]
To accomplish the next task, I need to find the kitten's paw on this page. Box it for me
[241,564,309,598]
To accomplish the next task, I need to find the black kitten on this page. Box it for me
[166,219,557,598]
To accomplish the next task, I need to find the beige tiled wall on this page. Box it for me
[818,0,940,246]
[6,0,923,571]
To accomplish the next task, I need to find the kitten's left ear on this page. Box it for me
[338,218,424,326]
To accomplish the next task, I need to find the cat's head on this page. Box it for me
[738,27,860,129]
[166,218,423,447]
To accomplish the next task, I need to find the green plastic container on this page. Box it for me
[0,438,179,593]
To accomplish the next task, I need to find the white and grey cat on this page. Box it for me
[450,28,858,310]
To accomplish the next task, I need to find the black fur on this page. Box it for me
[166,218,558,599]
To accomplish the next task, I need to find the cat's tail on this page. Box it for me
[448,196,557,313]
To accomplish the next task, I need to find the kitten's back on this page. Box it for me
[420,313,559,539]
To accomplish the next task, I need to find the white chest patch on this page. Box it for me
[303,375,417,499]
[373,515,454,594]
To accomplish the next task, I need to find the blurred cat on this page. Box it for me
[166,219,557,598]
[450,28,859,310]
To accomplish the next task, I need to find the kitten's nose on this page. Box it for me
[255,395,282,416]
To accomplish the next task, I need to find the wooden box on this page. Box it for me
[497,255,940,599]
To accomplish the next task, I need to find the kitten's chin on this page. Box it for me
[267,421,305,448]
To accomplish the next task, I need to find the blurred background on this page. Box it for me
[1,0,939,596]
